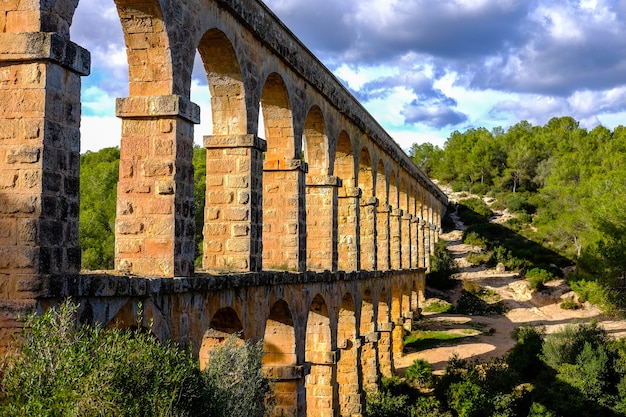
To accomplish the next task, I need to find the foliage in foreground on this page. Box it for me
[370,322,626,417]
[0,301,272,417]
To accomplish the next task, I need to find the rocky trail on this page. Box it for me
[395,192,626,375]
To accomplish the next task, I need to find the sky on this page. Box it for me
[71,0,626,153]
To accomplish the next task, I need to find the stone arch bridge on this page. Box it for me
[0,0,447,415]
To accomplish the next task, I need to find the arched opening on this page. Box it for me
[199,307,244,369]
[199,29,246,136]
[389,171,401,270]
[263,300,299,416]
[359,147,376,270]
[402,282,412,331]
[360,288,380,391]
[400,178,410,269]
[337,292,362,416]
[196,29,256,272]
[377,288,393,377]
[334,131,358,272]
[305,294,336,416]
[261,73,303,271]
[303,106,334,271]
[391,283,404,359]
[376,160,390,270]
[409,185,418,268]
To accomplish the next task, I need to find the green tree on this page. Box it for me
[409,142,443,177]
[80,147,119,270]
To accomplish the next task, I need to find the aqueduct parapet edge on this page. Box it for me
[0,0,447,415]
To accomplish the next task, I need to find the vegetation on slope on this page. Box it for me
[413,116,626,314]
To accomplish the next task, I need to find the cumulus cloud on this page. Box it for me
[68,0,626,151]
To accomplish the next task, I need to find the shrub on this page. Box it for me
[507,326,546,380]
[0,301,273,417]
[404,359,434,388]
[0,301,209,417]
[203,334,274,417]
[366,390,412,417]
[427,241,459,290]
[525,268,556,291]
[541,321,609,370]
[463,231,488,248]
[466,251,491,266]
[560,297,579,310]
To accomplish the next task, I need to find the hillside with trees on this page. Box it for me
[411,116,626,314]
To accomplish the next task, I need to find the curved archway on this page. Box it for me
[263,300,299,416]
[360,288,380,391]
[199,307,244,369]
[304,106,334,271]
[261,73,304,271]
[391,283,404,360]
[197,28,255,272]
[376,160,390,270]
[359,147,376,270]
[198,29,246,136]
[409,185,418,268]
[335,132,358,272]
[400,177,410,269]
[337,292,362,416]
[377,288,393,377]
[305,294,336,416]
[389,171,401,270]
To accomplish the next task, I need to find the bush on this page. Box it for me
[463,231,488,248]
[525,268,556,291]
[203,335,274,417]
[427,241,459,290]
[507,326,546,380]
[0,301,273,417]
[541,321,608,370]
[404,359,434,388]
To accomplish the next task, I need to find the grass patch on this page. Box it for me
[405,329,482,351]
[422,299,453,314]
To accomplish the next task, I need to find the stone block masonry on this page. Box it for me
[0,0,447,415]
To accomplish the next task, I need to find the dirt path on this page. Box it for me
[395,194,626,375]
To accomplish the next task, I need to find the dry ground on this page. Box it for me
[395,197,626,376]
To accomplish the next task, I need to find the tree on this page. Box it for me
[80,147,119,270]
[409,142,443,177]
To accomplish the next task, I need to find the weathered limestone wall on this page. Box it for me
[39,268,425,417]
[1,0,448,415]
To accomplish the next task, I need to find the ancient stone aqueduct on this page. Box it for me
[0,0,448,415]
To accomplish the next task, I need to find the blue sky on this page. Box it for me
[72,0,626,153]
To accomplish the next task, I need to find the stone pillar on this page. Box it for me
[305,351,338,417]
[263,159,306,272]
[401,213,412,269]
[359,197,378,271]
[263,365,304,417]
[423,223,431,271]
[305,176,340,272]
[429,223,436,257]
[377,322,394,378]
[338,187,360,272]
[391,289,404,359]
[376,204,391,270]
[337,337,363,417]
[203,134,265,272]
[115,95,199,277]
[417,219,425,269]
[360,332,380,392]
[390,208,402,270]
[0,32,89,345]
[410,217,419,269]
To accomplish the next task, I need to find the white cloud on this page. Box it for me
[80,116,122,153]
